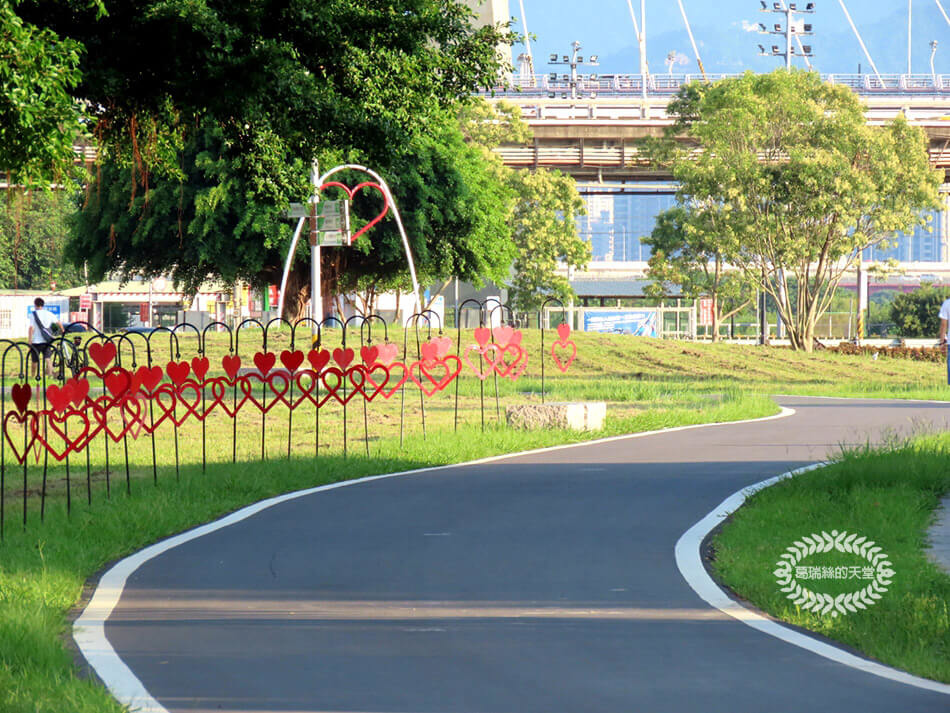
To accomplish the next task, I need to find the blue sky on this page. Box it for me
[507,1,950,76]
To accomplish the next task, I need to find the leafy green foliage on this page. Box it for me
[656,70,942,351]
[889,284,950,338]
[506,167,589,311]
[0,190,83,290]
[642,207,754,341]
[0,2,84,188]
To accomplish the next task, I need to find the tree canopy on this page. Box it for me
[642,207,753,341]
[46,1,518,317]
[653,70,942,350]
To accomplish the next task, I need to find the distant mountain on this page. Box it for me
[591,5,949,77]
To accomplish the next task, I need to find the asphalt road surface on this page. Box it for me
[92,396,950,713]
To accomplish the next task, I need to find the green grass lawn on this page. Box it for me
[0,331,948,711]
[712,434,950,683]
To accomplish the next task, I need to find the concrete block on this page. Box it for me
[506,402,606,431]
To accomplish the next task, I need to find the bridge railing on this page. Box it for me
[488,73,950,97]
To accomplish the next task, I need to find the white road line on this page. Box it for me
[75,404,800,712]
[675,464,950,696]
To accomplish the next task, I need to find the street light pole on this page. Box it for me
[931,40,939,82]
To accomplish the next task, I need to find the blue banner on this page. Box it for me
[583,310,658,337]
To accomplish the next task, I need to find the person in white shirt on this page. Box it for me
[27,297,63,378]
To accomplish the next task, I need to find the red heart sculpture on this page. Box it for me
[432,336,453,359]
[375,342,400,366]
[463,344,491,380]
[222,354,242,380]
[484,343,523,379]
[36,408,90,460]
[493,326,514,348]
[242,371,291,413]
[104,368,132,401]
[11,383,31,413]
[473,327,491,348]
[348,364,389,402]
[210,377,250,418]
[135,365,164,393]
[318,181,389,243]
[88,396,136,442]
[333,347,354,369]
[380,362,410,399]
[280,349,305,372]
[556,322,571,344]
[308,348,331,373]
[66,377,90,407]
[191,356,210,382]
[88,342,117,372]
[360,345,379,367]
[420,341,439,364]
[320,367,361,406]
[551,340,577,373]
[46,383,73,413]
[409,355,462,396]
[253,351,276,376]
[2,410,37,464]
[290,371,324,410]
[166,361,191,387]
[122,393,150,439]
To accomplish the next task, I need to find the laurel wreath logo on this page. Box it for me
[773,530,895,617]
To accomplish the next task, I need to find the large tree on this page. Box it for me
[39,0,515,316]
[655,70,942,351]
[642,207,754,342]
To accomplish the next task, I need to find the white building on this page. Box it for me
[0,291,70,340]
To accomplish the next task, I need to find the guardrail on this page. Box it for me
[486,73,950,97]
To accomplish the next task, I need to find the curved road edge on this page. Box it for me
[73,404,797,713]
[674,464,950,696]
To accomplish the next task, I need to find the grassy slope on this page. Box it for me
[713,435,950,682]
[1,333,948,710]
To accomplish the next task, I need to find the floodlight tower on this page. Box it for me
[757,2,814,69]
[547,42,600,100]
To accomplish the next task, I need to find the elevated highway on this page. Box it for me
[486,73,950,182]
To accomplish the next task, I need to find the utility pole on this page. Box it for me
[547,43,599,101]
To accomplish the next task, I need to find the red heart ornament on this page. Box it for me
[66,377,90,407]
[360,345,379,367]
[375,343,400,366]
[191,356,210,382]
[463,344,491,381]
[484,343,523,379]
[135,365,164,393]
[46,383,73,413]
[11,383,31,413]
[433,336,453,359]
[551,340,577,373]
[332,347,354,369]
[104,368,132,401]
[473,327,491,348]
[380,362,410,399]
[319,367,360,406]
[210,377,250,418]
[307,348,331,373]
[317,180,389,242]
[253,351,276,376]
[36,408,90,460]
[556,322,571,344]
[166,361,191,386]
[409,356,462,396]
[493,326,514,348]
[420,341,439,364]
[88,342,117,371]
[349,364,389,402]
[222,354,242,380]
[280,349,305,372]
[2,410,36,464]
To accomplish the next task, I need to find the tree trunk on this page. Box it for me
[710,294,721,343]
[280,261,311,323]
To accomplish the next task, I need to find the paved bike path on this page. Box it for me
[88,397,950,712]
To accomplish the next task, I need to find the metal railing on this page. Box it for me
[486,73,950,98]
